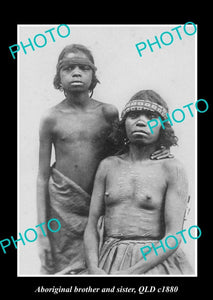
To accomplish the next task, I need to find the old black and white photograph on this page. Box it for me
[17,24,197,278]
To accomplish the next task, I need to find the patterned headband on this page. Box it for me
[121,99,168,120]
[57,57,97,72]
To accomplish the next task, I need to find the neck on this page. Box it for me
[128,143,157,162]
[65,90,90,109]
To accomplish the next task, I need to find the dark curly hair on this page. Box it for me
[53,44,100,96]
[109,90,178,154]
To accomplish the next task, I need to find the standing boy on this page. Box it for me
[37,44,118,274]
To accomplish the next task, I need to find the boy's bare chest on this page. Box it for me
[53,111,110,142]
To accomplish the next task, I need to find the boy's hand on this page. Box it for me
[38,236,55,273]
[150,146,174,160]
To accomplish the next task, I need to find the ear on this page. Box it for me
[89,73,100,92]
[59,82,64,92]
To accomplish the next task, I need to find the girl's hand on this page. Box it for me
[89,266,107,274]
[150,146,174,160]
[112,268,136,275]
[112,269,129,275]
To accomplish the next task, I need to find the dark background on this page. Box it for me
[1,9,209,298]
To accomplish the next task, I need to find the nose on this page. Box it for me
[72,66,82,77]
[136,115,147,127]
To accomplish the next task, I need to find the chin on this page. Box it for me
[132,139,148,145]
[69,87,85,92]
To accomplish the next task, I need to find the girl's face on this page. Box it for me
[59,51,93,93]
[125,110,161,145]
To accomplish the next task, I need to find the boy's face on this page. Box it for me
[125,110,161,145]
[59,51,93,93]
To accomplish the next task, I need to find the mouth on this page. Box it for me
[132,130,149,136]
[70,81,84,85]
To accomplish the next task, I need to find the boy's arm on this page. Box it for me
[103,103,119,124]
[151,146,174,160]
[84,159,108,274]
[36,111,54,272]
[115,160,189,274]
[103,104,119,156]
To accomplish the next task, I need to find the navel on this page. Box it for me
[146,195,152,200]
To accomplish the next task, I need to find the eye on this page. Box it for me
[151,112,159,119]
[146,111,159,119]
[128,111,140,119]
[62,65,75,71]
[79,65,91,71]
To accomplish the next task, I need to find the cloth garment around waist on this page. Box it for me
[98,237,194,275]
[46,167,91,274]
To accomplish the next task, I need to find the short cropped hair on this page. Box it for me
[53,44,99,95]
[109,90,178,154]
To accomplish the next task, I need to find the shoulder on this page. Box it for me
[97,155,120,174]
[99,155,120,168]
[162,157,186,172]
[39,106,58,132]
[103,103,119,121]
[162,158,188,184]
[94,100,119,122]
[102,103,119,115]
[90,99,118,117]
[40,100,67,121]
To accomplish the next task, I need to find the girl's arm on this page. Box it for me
[84,159,108,274]
[115,160,188,274]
